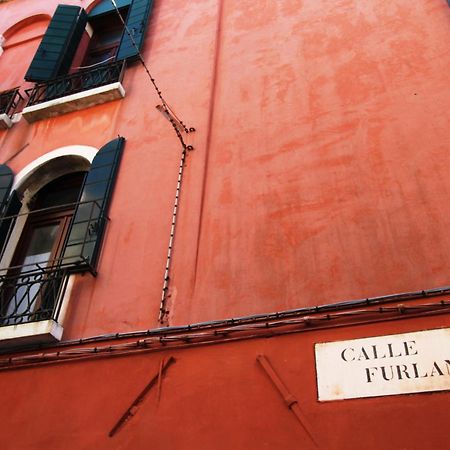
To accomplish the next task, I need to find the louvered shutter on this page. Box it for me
[116,0,154,61]
[62,137,125,271]
[25,5,88,82]
[0,165,14,214]
[0,191,21,260]
[0,165,17,258]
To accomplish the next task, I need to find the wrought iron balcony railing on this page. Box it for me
[24,60,126,107]
[0,199,107,327]
[0,88,23,117]
[0,264,70,326]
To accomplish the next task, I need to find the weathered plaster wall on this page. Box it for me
[0,0,449,334]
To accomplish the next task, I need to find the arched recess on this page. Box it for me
[2,14,51,43]
[0,14,51,92]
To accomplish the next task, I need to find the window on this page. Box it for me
[81,5,130,68]
[21,1,154,122]
[0,137,125,338]
[2,173,85,326]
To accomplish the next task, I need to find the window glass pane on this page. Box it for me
[22,224,58,263]
[32,172,85,210]
[6,223,58,323]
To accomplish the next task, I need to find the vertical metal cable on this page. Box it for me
[109,0,195,324]
[109,0,192,146]
[159,146,188,324]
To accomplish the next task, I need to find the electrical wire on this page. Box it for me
[159,145,188,324]
[74,55,116,70]
[2,283,450,356]
[109,0,196,324]
[0,299,448,371]
[109,0,193,146]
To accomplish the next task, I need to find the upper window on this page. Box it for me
[81,7,130,68]
[20,1,154,122]
[24,0,154,83]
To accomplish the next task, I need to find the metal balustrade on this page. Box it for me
[0,265,70,326]
[0,88,23,117]
[24,60,126,107]
[0,200,106,327]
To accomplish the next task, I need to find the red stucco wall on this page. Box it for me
[0,314,448,450]
[0,1,449,448]
[0,0,449,333]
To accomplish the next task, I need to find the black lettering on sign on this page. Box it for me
[341,347,355,362]
[429,362,444,377]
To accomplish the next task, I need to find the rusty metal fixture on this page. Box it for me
[109,356,176,437]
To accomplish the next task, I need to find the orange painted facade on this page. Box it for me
[0,0,449,448]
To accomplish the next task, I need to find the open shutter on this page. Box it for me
[0,164,17,258]
[0,191,22,261]
[0,165,14,214]
[25,5,88,82]
[89,0,132,18]
[62,137,125,271]
[116,0,154,61]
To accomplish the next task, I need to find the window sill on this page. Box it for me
[0,319,63,349]
[22,81,125,123]
[0,113,13,129]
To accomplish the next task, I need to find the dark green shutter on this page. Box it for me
[0,191,22,260]
[0,165,17,259]
[89,0,132,18]
[116,0,154,61]
[0,165,14,214]
[62,137,125,271]
[24,5,88,82]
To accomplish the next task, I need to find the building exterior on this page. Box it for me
[0,0,449,448]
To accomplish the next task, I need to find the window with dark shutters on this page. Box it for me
[25,0,155,83]
[21,1,155,117]
[24,5,88,82]
[0,137,125,327]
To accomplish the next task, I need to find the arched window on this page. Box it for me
[0,137,124,334]
[2,172,85,325]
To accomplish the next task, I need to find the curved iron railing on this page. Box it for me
[0,199,107,327]
[0,265,70,326]
[0,88,23,117]
[25,60,126,107]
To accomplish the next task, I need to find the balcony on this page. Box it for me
[0,264,69,346]
[0,88,23,129]
[22,60,126,123]
[0,199,106,346]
